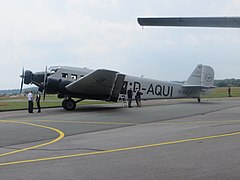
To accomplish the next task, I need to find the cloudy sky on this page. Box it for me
[0,0,240,89]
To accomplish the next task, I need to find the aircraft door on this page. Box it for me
[120,81,128,94]
[109,74,126,102]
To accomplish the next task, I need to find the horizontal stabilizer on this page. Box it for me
[183,85,215,89]
[138,17,240,28]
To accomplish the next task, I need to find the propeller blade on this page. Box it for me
[20,67,24,94]
[43,66,48,101]
[43,90,46,101]
[43,66,48,86]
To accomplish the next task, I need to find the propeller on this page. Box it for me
[42,66,48,100]
[20,67,25,94]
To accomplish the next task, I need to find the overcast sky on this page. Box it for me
[0,0,240,89]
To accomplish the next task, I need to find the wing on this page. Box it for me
[66,69,119,99]
[137,17,240,28]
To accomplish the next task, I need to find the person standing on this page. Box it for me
[36,92,41,113]
[228,86,232,97]
[27,91,33,113]
[135,89,143,107]
[127,88,133,108]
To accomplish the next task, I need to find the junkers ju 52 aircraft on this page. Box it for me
[20,17,240,111]
[20,64,215,111]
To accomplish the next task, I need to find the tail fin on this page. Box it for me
[184,64,215,88]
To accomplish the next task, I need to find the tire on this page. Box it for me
[62,99,66,107]
[62,99,76,111]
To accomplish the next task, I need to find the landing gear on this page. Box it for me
[197,97,201,103]
[62,98,83,111]
[62,99,76,111]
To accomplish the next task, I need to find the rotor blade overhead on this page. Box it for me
[137,17,240,28]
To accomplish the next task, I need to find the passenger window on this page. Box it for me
[71,74,77,80]
[62,73,68,78]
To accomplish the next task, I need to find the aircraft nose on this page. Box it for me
[24,70,33,84]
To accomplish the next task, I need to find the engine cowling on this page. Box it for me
[47,77,71,94]
[24,70,33,84]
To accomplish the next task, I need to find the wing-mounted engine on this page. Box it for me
[46,77,72,94]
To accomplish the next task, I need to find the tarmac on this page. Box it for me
[0,98,240,180]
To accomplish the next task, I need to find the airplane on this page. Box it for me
[20,64,215,111]
[19,16,240,111]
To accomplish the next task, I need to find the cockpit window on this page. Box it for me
[49,68,58,74]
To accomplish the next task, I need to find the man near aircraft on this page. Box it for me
[228,86,232,97]
[135,89,143,107]
[36,91,41,113]
[127,88,133,108]
[27,91,33,113]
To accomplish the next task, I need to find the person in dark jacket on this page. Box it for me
[127,88,133,108]
[228,86,232,97]
[135,89,143,107]
[36,92,41,113]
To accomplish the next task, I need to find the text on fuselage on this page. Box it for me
[133,82,173,97]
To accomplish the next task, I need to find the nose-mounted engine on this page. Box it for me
[23,70,33,84]
[20,67,71,99]
[20,70,45,86]
[20,67,49,97]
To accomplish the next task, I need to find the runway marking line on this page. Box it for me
[13,119,240,126]
[20,119,135,125]
[0,130,240,167]
[0,118,239,166]
[0,120,64,157]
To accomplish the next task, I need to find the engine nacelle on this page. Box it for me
[24,70,33,84]
[47,77,71,94]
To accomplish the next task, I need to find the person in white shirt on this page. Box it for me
[27,91,33,113]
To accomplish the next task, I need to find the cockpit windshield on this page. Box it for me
[49,67,59,74]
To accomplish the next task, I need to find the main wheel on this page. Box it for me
[62,99,76,111]
[62,99,66,107]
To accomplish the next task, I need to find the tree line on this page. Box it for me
[214,79,240,87]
